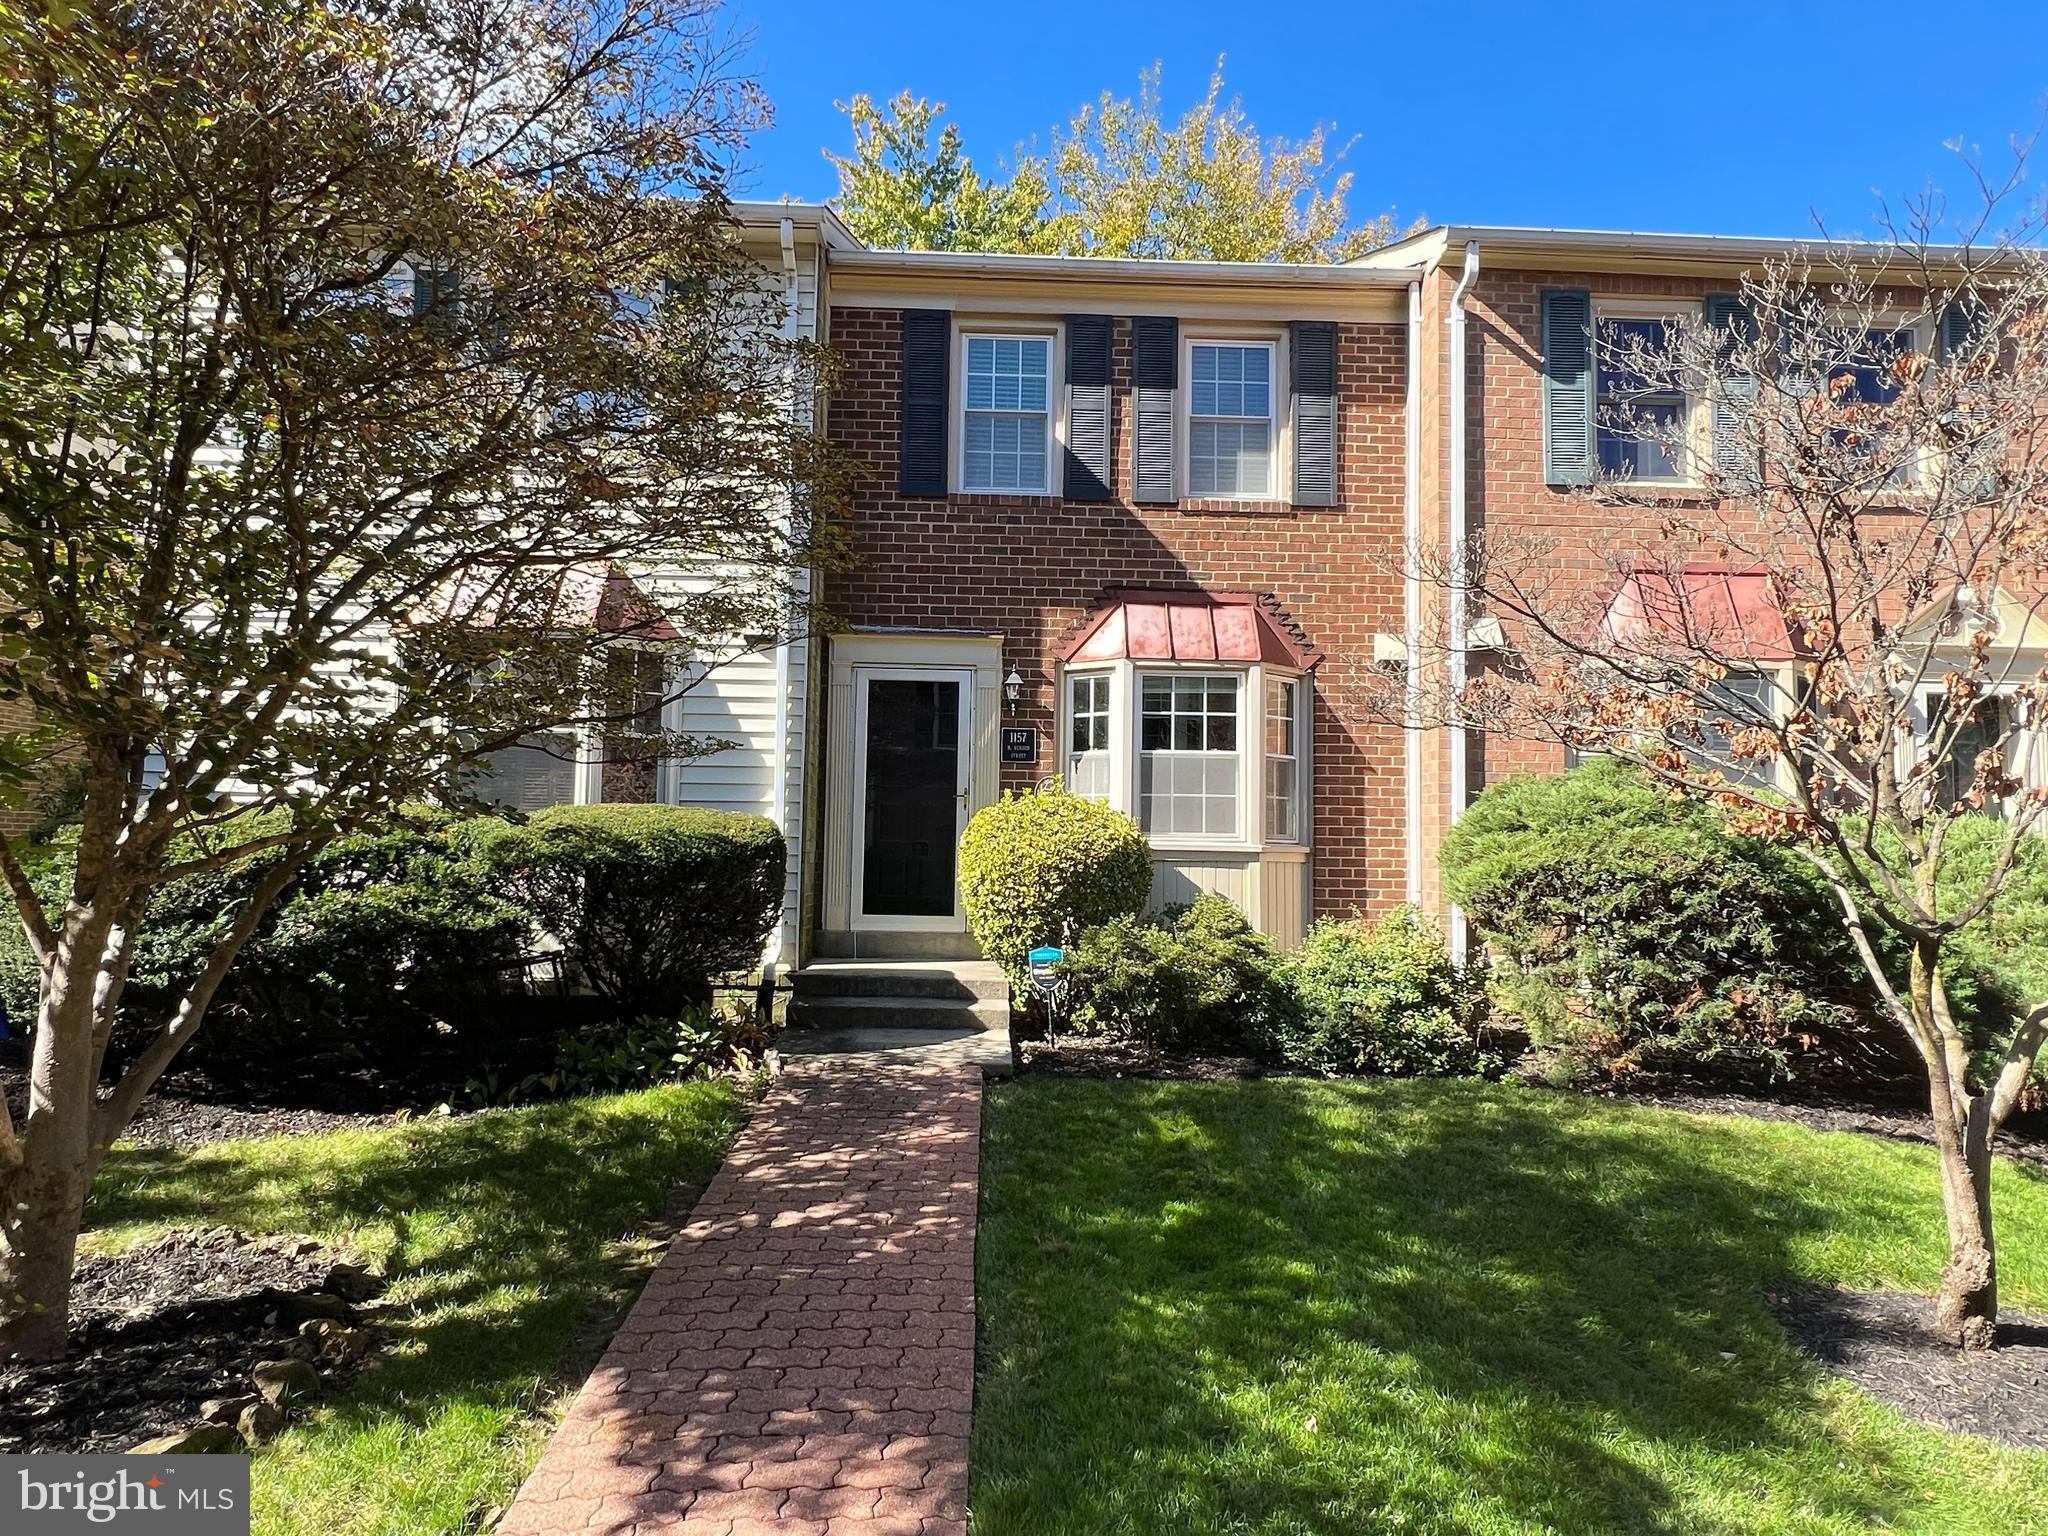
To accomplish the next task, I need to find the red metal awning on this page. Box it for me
[1600,568,1804,662]
[1058,590,1320,669]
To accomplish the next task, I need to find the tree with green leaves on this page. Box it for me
[0,0,846,1361]
[825,91,1054,253]
[825,63,1400,261]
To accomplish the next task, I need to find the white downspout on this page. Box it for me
[767,216,800,969]
[1403,279,1423,908]
[1447,240,1481,960]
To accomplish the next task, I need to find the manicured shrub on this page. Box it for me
[957,788,1153,989]
[1261,911,1486,1077]
[1060,893,1277,1047]
[465,804,783,1015]
[1441,759,1863,1083]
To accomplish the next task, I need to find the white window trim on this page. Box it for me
[1593,296,1703,488]
[1063,666,1116,802]
[953,322,1063,496]
[1180,329,1288,502]
[1908,673,2042,806]
[1057,656,1310,853]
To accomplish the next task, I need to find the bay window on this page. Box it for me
[1067,672,1112,801]
[1139,673,1241,837]
[1265,676,1302,840]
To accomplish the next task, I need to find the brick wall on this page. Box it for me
[823,307,1414,921]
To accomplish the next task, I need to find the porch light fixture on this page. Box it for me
[1004,667,1023,713]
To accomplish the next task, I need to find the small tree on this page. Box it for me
[1402,185,2048,1348]
[0,0,847,1360]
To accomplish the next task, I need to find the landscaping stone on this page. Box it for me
[129,1423,240,1455]
[250,1358,321,1406]
[199,1394,260,1425]
[236,1401,287,1447]
[322,1262,384,1302]
[280,1289,351,1323]
[496,1060,981,1536]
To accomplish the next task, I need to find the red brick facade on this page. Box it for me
[822,306,1413,920]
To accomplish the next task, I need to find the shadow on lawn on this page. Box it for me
[87,1092,740,1446]
[973,1078,1972,1536]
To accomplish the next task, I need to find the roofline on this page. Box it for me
[828,245,1416,288]
[1352,222,2028,274]
[729,199,864,252]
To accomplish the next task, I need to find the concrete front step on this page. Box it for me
[790,959,1010,1003]
[787,994,1009,1034]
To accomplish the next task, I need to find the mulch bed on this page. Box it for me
[1016,1035,1270,1081]
[1772,1285,2048,1450]
[0,1227,372,1455]
[2,1064,429,1148]
[1603,1086,2048,1168]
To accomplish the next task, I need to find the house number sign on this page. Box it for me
[1000,727,1039,765]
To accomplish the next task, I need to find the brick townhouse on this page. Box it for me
[462,206,2025,969]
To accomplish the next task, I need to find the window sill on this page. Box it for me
[1145,838,1311,857]
[1176,498,1298,517]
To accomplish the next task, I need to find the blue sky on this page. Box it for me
[722,0,2047,239]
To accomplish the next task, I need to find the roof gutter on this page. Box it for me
[829,246,1415,289]
[1446,239,1480,959]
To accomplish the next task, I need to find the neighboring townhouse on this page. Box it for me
[462,202,859,968]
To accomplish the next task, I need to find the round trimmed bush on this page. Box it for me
[1441,758,1860,1082]
[464,804,783,1015]
[1262,910,1484,1076]
[957,788,1153,989]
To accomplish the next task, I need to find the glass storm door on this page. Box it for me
[856,671,970,924]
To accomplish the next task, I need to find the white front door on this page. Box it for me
[851,667,973,930]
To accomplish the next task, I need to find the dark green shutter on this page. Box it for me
[899,308,950,498]
[1705,294,1758,483]
[1064,314,1114,501]
[1942,297,1984,359]
[1132,316,1178,503]
[1290,320,1339,507]
[412,264,458,318]
[1541,289,1595,486]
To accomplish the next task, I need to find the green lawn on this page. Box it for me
[973,1077,2048,1536]
[87,1083,743,1536]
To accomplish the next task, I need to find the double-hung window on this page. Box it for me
[1067,673,1112,801]
[1139,673,1241,837]
[1595,313,1687,480]
[1189,341,1275,497]
[962,334,1050,493]
[1264,677,1302,840]
[1831,326,1918,486]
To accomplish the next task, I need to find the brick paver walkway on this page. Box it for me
[498,1061,982,1536]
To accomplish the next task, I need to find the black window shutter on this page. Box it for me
[1132,315,1178,503]
[1064,314,1115,501]
[899,308,950,498]
[1290,320,1339,507]
[1541,289,1595,486]
[1704,294,1758,484]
